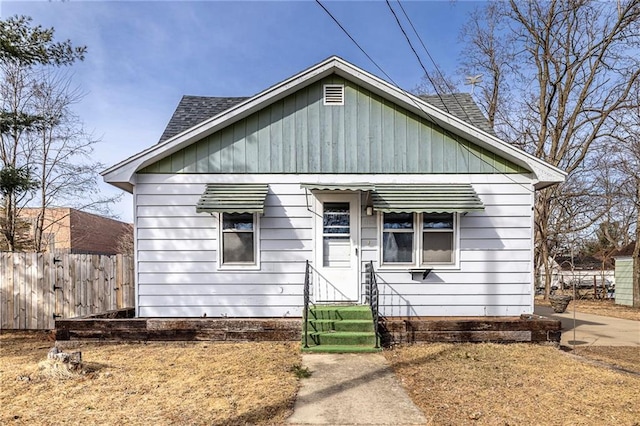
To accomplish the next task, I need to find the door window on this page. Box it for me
[322,202,350,267]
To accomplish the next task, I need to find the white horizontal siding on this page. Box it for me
[138,261,304,274]
[139,272,306,285]
[139,284,302,296]
[139,306,302,317]
[460,238,532,250]
[380,304,530,317]
[459,249,531,262]
[376,283,532,295]
[137,240,217,251]
[138,250,216,262]
[135,177,312,317]
[137,216,214,229]
[134,173,534,318]
[358,175,534,317]
[140,295,301,306]
[462,216,532,228]
[373,271,532,284]
[374,294,531,306]
[138,228,217,240]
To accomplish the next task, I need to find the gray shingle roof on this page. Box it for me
[158,96,248,143]
[419,93,495,136]
[158,92,494,143]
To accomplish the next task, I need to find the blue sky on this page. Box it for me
[1,0,481,222]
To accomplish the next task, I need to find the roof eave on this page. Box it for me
[102,55,566,189]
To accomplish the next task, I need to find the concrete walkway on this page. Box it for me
[287,353,426,425]
[534,305,640,347]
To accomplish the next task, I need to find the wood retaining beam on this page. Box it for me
[56,314,561,344]
[55,318,302,342]
[380,314,562,345]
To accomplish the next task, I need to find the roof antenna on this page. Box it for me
[465,74,483,95]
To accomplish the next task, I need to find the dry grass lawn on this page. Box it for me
[569,346,640,374]
[536,296,640,321]
[0,331,301,425]
[4,333,639,426]
[385,343,640,426]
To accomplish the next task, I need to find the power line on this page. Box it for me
[395,0,459,96]
[392,0,475,125]
[314,0,533,194]
[384,0,450,113]
[314,0,446,126]
[314,0,397,86]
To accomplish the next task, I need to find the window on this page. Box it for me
[382,213,414,263]
[381,212,457,267]
[220,213,257,265]
[422,213,454,264]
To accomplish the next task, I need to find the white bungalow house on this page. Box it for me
[102,56,566,322]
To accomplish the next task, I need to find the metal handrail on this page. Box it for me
[367,261,380,348]
[303,260,310,348]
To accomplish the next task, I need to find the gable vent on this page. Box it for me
[323,84,344,105]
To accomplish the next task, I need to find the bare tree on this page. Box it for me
[28,71,116,251]
[413,68,460,97]
[458,2,514,131]
[1,16,85,251]
[457,0,640,298]
[606,89,640,307]
[1,16,117,252]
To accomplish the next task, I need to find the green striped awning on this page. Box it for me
[301,183,374,191]
[196,184,269,214]
[371,184,484,213]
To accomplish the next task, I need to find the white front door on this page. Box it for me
[314,192,360,302]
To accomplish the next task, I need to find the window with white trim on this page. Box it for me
[381,212,457,267]
[220,213,258,265]
[382,213,414,264]
[422,213,455,264]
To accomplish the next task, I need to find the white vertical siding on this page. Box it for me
[135,174,534,317]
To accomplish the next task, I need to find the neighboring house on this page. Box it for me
[553,254,615,288]
[19,207,132,255]
[102,56,566,319]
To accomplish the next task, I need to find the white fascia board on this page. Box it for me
[102,55,566,191]
[330,59,567,188]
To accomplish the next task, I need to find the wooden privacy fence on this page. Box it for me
[0,252,135,330]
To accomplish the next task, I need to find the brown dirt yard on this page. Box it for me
[385,343,640,426]
[0,332,301,425]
